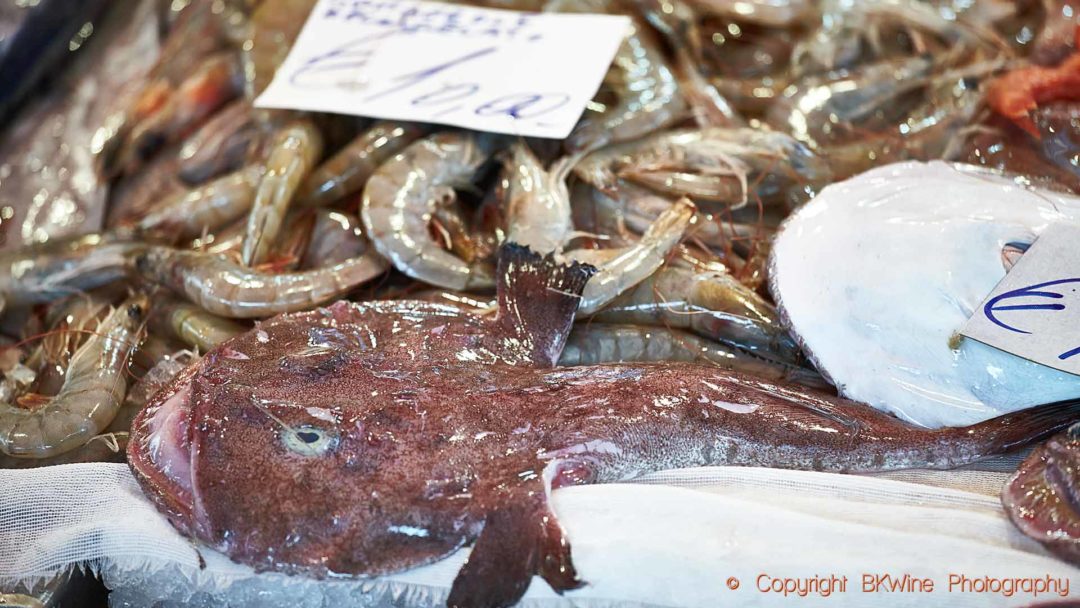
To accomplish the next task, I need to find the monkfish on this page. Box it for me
[1003,423,1080,566]
[129,245,1080,607]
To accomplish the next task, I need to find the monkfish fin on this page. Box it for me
[495,243,596,367]
[447,495,583,608]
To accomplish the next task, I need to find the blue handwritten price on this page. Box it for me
[256,0,629,138]
[289,37,570,125]
[984,278,1080,360]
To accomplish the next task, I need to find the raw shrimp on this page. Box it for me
[135,246,390,318]
[592,264,803,365]
[627,0,742,128]
[177,100,260,184]
[553,0,684,153]
[300,211,371,269]
[124,53,244,167]
[673,49,744,129]
[361,131,499,291]
[152,300,246,352]
[567,198,695,314]
[240,119,323,266]
[130,332,189,380]
[905,65,998,152]
[299,121,428,208]
[26,293,115,397]
[264,210,317,271]
[122,165,263,242]
[575,127,831,209]
[768,55,938,149]
[683,0,816,29]
[559,322,824,386]
[0,431,129,469]
[792,0,1009,76]
[95,0,250,177]
[241,0,318,99]
[822,60,1001,178]
[105,139,188,229]
[577,181,772,256]
[694,16,799,114]
[503,142,574,253]
[0,236,145,305]
[0,294,148,458]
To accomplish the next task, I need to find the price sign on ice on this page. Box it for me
[255,0,630,139]
[961,223,1080,375]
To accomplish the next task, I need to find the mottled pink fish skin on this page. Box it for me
[1003,424,1080,565]
[129,247,1080,608]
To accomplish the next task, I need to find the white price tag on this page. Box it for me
[255,0,630,139]
[961,223,1080,375]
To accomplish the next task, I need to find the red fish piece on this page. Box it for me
[986,26,1080,136]
[1002,424,1080,565]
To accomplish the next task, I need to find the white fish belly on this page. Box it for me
[771,161,1080,428]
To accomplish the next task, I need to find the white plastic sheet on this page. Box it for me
[1,463,1076,607]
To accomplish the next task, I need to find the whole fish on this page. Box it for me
[771,161,1080,428]
[129,245,1080,607]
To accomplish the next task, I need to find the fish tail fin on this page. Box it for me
[957,398,1080,456]
[495,243,595,366]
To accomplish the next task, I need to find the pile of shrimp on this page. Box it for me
[0,0,1077,464]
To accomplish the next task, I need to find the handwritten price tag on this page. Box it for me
[961,223,1080,375]
[254,0,630,139]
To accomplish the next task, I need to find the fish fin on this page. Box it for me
[767,387,863,432]
[960,398,1080,454]
[495,243,596,366]
[448,496,583,608]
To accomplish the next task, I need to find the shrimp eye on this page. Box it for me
[283,425,337,456]
[127,304,145,320]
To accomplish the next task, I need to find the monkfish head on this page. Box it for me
[128,328,487,579]
[1002,422,1080,566]
[129,244,595,605]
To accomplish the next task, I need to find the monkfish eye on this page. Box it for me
[282,425,338,456]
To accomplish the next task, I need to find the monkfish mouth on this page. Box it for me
[128,362,201,536]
